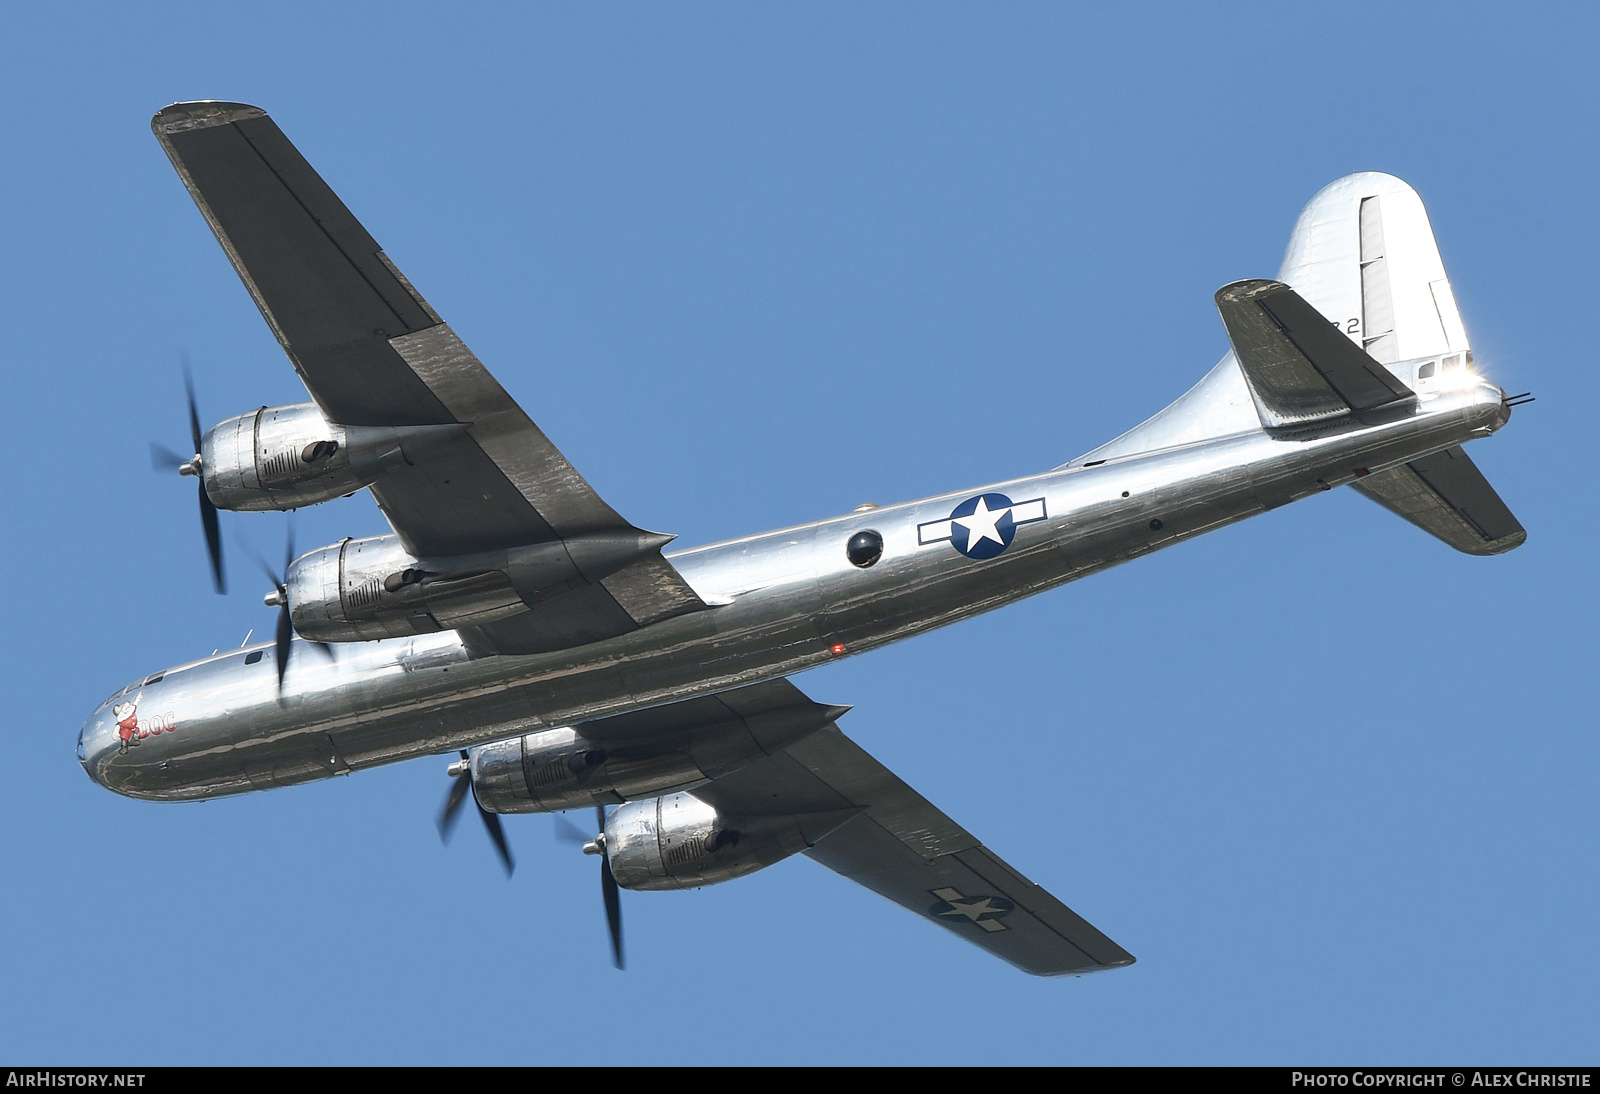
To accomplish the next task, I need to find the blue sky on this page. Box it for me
[2,2,1595,1064]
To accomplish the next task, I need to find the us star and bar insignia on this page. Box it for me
[917,492,1047,559]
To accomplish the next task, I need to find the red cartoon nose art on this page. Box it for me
[110,693,176,754]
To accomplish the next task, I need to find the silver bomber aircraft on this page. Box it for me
[80,101,1529,977]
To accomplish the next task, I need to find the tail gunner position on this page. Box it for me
[80,102,1527,976]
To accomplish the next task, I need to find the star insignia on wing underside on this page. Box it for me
[928,887,1015,933]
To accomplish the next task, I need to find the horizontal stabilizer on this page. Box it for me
[1216,279,1416,433]
[1352,446,1526,556]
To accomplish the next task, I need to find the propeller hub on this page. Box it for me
[263,589,286,608]
[446,757,471,778]
[583,834,606,856]
[178,456,202,478]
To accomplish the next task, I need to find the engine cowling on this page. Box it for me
[200,402,467,512]
[470,726,702,814]
[603,792,858,891]
[468,692,847,814]
[284,529,675,643]
[287,534,522,641]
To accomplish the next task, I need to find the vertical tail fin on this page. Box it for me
[1280,175,1525,554]
[1070,172,1525,556]
[1069,172,1475,467]
[1278,172,1470,365]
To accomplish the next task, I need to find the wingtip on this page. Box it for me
[1214,278,1289,307]
[1464,528,1528,556]
[152,101,267,136]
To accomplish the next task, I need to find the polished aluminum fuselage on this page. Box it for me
[80,381,1510,802]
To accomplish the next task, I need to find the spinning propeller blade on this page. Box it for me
[249,523,331,695]
[441,782,621,963]
[553,815,590,845]
[437,755,472,841]
[479,809,514,878]
[437,750,514,877]
[575,804,625,970]
[185,365,225,595]
[149,443,189,471]
[151,363,225,593]
[600,803,624,971]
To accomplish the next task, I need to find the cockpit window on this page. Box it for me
[1418,361,1437,379]
[245,650,264,665]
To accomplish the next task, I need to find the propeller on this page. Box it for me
[149,364,224,594]
[438,750,515,877]
[559,805,624,970]
[250,523,331,694]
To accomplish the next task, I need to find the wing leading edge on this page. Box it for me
[152,102,705,654]
[695,705,1134,977]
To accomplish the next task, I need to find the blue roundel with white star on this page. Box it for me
[948,493,1018,559]
[916,492,1049,560]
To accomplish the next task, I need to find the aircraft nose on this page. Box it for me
[77,705,124,791]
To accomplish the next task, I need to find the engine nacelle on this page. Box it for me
[604,792,858,891]
[470,726,703,814]
[288,534,522,641]
[284,529,674,643]
[469,691,847,814]
[201,402,467,512]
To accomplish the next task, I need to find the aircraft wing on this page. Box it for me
[694,713,1135,977]
[151,102,705,654]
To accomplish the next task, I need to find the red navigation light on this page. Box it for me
[830,644,845,655]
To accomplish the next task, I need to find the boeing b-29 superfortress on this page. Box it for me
[81,102,1527,975]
